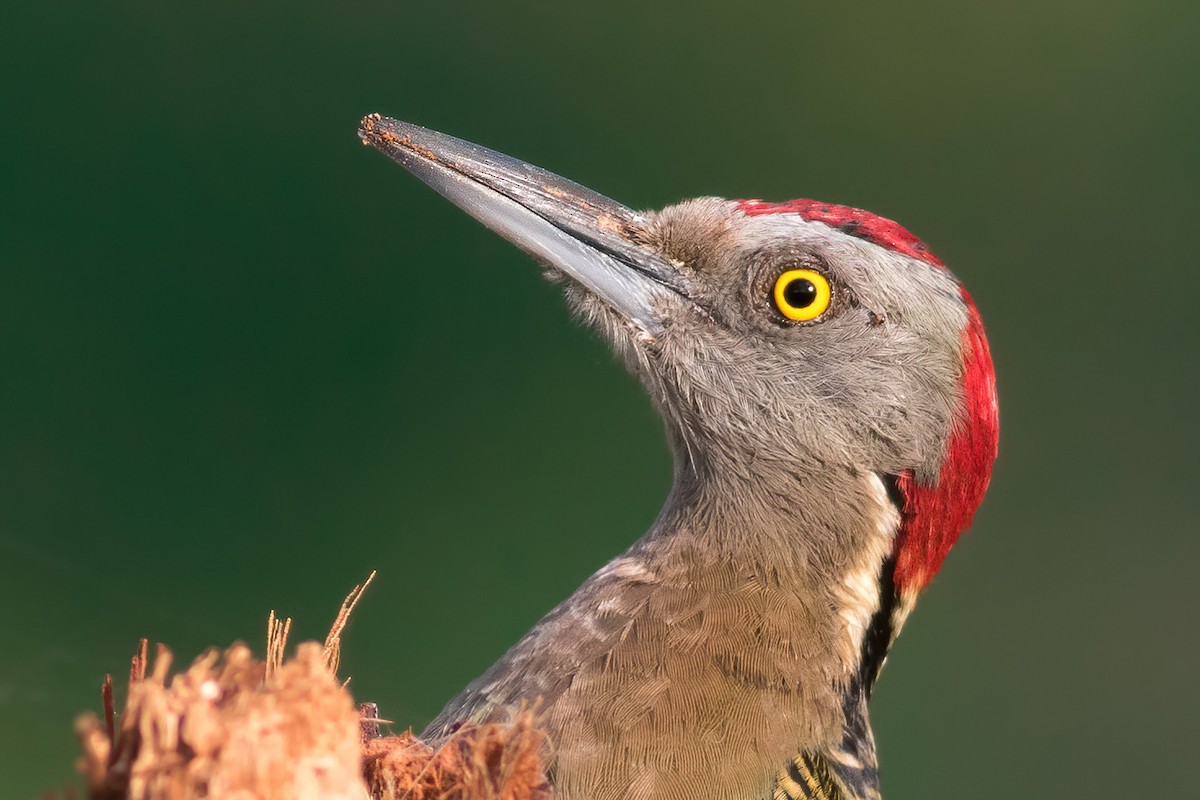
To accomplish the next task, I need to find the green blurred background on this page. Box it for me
[2,1,1197,796]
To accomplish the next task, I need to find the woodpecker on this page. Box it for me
[359,116,999,800]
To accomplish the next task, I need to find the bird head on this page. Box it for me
[360,116,998,602]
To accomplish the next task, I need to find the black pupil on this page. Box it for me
[783,278,817,308]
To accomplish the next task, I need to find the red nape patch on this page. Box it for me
[739,199,944,269]
[741,198,995,592]
[893,292,999,592]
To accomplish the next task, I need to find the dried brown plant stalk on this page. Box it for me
[324,569,376,678]
[265,609,293,682]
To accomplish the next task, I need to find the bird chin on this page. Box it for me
[536,261,674,352]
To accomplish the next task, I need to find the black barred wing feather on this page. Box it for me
[773,752,845,800]
[773,749,881,800]
[774,697,882,800]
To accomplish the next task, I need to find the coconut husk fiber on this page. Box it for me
[72,573,551,800]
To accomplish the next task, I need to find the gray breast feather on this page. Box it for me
[422,555,658,740]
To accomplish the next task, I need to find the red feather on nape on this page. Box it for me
[738,198,999,593]
[893,295,998,593]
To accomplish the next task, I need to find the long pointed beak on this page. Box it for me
[358,115,688,333]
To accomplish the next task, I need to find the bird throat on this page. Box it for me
[658,460,913,710]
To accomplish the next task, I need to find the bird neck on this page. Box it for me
[648,447,908,696]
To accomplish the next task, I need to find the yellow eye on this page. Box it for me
[772,268,832,321]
